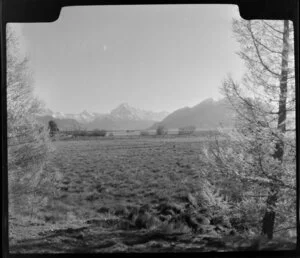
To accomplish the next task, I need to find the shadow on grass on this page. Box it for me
[10,223,297,254]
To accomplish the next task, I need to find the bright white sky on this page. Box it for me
[11,4,245,114]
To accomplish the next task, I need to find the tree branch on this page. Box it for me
[263,21,284,35]
[247,23,281,77]
[257,152,296,191]
[273,226,296,233]
[251,36,282,55]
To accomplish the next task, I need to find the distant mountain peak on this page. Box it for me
[150,97,235,130]
[111,103,133,112]
[119,102,130,108]
[110,103,140,120]
[80,110,94,117]
[109,103,169,122]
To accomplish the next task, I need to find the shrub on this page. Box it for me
[199,130,296,237]
[156,125,167,136]
[140,130,150,136]
[91,129,107,137]
[48,120,59,137]
[72,130,88,137]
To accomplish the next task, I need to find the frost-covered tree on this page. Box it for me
[7,25,54,221]
[48,120,59,137]
[200,20,295,240]
[156,125,167,136]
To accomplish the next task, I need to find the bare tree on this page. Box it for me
[221,20,295,239]
[48,120,59,137]
[7,25,54,222]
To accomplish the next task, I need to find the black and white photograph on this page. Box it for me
[7,4,296,253]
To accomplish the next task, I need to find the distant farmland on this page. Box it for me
[59,128,222,138]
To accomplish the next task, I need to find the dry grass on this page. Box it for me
[38,137,208,220]
[9,137,297,253]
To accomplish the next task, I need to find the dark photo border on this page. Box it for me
[1,0,299,257]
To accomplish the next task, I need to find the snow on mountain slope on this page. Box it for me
[38,104,169,130]
[109,103,168,121]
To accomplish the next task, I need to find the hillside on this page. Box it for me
[150,98,235,130]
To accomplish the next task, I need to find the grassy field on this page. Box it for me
[9,136,296,253]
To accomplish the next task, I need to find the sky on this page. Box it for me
[11,4,245,114]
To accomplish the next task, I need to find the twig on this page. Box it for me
[273,226,296,233]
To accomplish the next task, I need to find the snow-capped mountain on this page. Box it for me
[41,110,105,124]
[52,112,68,119]
[110,103,169,121]
[88,103,169,130]
[38,104,169,130]
[65,110,104,123]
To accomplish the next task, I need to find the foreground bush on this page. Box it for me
[117,179,232,237]
[199,129,296,238]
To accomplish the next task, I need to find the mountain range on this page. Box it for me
[37,99,235,131]
[150,98,235,130]
[38,103,169,130]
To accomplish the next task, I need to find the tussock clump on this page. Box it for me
[229,216,249,233]
[119,197,219,236]
[134,212,153,229]
[157,202,184,216]
[196,214,210,225]
[97,207,110,214]
[85,192,99,202]
[113,205,129,217]
[115,177,233,236]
